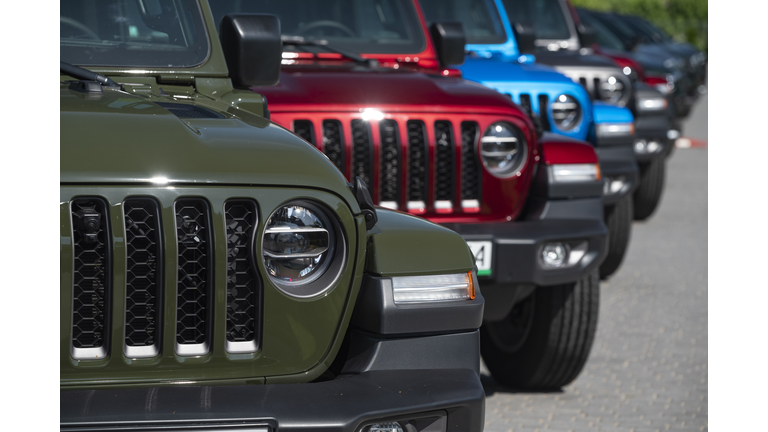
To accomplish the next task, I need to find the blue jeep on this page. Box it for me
[420,0,638,280]
[498,0,673,225]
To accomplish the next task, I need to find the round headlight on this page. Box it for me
[262,201,345,297]
[480,122,527,178]
[599,76,627,106]
[550,94,582,131]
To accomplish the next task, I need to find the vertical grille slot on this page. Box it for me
[379,119,401,209]
[174,199,213,356]
[123,198,163,358]
[578,77,588,91]
[351,119,373,188]
[293,120,315,146]
[519,94,532,114]
[460,122,481,212]
[322,120,345,173]
[538,95,552,131]
[593,78,603,100]
[70,198,112,360]
[225,200,261,353]
[434,120,455,213]
[406,120,428,213]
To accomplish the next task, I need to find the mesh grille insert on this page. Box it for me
[293,120,315,146]
[460,122,481,202]
[70,198,111,358]
[174,199,213,354]
[225,200,260,350]
[379,119,401,204]
[351,119,373,187]
[322,120,345,173]
[124,198,163,354]
[406,120,428,202]
[434,121,455,203]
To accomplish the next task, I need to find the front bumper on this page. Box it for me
[443,191,607,287]
[443,207,606,322]
[444,215,606,288]
[61,368,484,432]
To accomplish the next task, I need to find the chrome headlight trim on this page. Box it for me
[598,76,628,106]
[260,200,346,298]
[551,94,582,131]
[479,122,528,179]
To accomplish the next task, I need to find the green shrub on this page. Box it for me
[571,0,707,52]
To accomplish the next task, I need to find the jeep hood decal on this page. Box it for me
[60,86,351,194]
[252,67,520,115]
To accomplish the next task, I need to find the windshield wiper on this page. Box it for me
[60,61,119,87]
[280,36,377,67]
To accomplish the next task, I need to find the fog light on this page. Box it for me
[541,243,567,268]
[667,129,680,140]
[634,139,647,154]
[646,140,661,153]
[366,423,404,432]
[392,272,474,304]
[603,176,627,196]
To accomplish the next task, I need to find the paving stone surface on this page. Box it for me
[481,148,708,432]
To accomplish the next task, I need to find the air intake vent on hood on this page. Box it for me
[156,103,225,119]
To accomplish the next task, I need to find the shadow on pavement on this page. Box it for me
[480,373,564,397]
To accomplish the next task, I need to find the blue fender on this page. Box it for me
[592,101,634,124]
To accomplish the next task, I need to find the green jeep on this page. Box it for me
[60,1,484,431]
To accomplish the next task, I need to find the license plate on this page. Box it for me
[466,241,493,277]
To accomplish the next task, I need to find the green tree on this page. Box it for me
[571,0,707,51]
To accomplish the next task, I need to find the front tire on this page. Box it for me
[599,195,633,279]
[633,158,666,221]
[480,270,600,390]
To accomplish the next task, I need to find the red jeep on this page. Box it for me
[212,0,608,390]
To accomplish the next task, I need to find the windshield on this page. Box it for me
[60,0,210,68]
[210,0,426,55]
[578,10,625,51]
[626,17,670,42]
[590,12,636,45]
[501,0,571,41]
[419,0,506,45]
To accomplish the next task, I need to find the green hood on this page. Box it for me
[60,85,355,208]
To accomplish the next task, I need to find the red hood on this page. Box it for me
[253,65,525,116]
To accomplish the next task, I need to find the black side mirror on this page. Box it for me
[512,22,537,54]
[576,23,597,49]
[429,22,465,67]
[219,14,282,87]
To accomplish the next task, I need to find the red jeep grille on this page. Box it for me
[282,112,533,222]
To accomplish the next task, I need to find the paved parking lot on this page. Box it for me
[481,101,708,431]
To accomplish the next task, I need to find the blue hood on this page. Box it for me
[459,57,594,141]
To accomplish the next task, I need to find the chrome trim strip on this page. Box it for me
[125,345,160,359]
[461,199,480,209]
[71,346,107,360]
[379,201,399,210]
[225,340,259,354]
[407,200,426,211]
[176,341,210,357]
